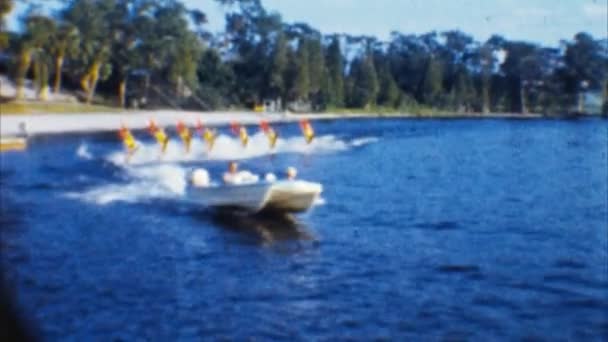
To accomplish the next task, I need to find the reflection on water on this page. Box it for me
[210,210,317,246]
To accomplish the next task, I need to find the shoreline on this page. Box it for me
[0,109,554,137]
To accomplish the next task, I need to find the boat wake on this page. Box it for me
[76,143,93,160]
[68,134,375,206]
[105,133,374,166]
[66,164,187,205]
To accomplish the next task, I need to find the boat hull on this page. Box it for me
[186,180,322,214]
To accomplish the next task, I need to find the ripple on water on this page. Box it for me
[413,220,462,231]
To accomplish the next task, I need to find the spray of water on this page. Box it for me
[76,143,93,160]
[66,164,187,205]
[106,132,351,167]
[69,134,377,205]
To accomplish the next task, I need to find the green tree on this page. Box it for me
[452,66,475,112]
[376,62,400,107]
[49,23,79,94]
[420,57,443,105]
[294,38,310,101]
[307,37,324,95]
[501,41,540,113]
[268,31,288,105]
[0,0,13,48]
[349,54,379,108]
[24,14,56,100]
[563,33,607,112]
[325,35,344,107]
[197,49,236,108]
[62,0,114,104]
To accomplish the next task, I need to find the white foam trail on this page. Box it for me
[70,134,377,206]
[351,137,379,147]
[67,164,188,205]
[76,143,92,160]
[313,197,326,206]
[106,133,373,166]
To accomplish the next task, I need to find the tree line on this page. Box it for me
[1,0,607,115]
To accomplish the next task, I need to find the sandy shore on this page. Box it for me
[0,110,291,136]
[0,110,543,136]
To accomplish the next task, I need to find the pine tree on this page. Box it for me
[421,57,443,105]
[269,32,288,101]
[350,55,379,108]
[294,38,310,102]
[377,63,400,107]
[307,38,324,95]
[326,36,344,107]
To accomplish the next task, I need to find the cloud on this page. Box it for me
[583,2,608,18]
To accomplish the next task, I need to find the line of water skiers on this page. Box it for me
[118,118,315,160]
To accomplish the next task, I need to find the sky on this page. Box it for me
[8,0,608,46]
[192,0,608,46]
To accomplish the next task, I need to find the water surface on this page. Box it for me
[1,118,607,340]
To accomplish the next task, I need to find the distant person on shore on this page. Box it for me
[18,122,28,138]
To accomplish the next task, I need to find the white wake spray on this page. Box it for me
[76,143,93,160]
[66,164,187,205]
[105,132,353,166]
[69,134,377,205]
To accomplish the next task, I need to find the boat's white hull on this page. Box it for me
[186,180,322,213]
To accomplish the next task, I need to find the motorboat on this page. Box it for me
[186,179,323,214]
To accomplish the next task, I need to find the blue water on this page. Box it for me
[1,118,607,340]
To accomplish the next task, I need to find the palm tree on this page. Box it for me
[0,0,13,48]
[28,15,56,100]
[49,23,79,94]
[62,0,113,104]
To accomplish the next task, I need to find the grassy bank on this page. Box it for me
[324,105,442,116]
[1,102,121,115]
[0,101,561,118]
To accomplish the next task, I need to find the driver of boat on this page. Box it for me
[223,161,259,185]
[223,161,240,184]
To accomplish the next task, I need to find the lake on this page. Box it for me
[1,117,607,340]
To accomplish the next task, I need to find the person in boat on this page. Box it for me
[286,166,297,180]
[223,161,239,184]
[260,120,278,149]
[176,120,192,153]
[299,119,314,144]
[191,168,210,187]
[223,161,259,185]
[195,119,217,151]
[147,120,169,154]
